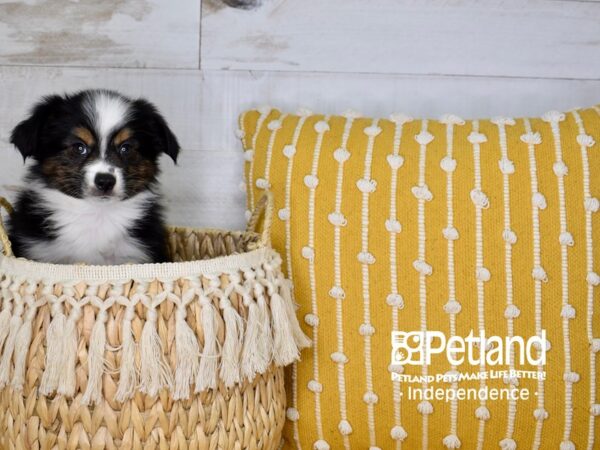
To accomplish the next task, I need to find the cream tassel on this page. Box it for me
[219,297,244,388]
[195,294,219,392]
[57,303,83,397]
[173,290,200,400]
[81,298,111,405]
[39,295,66,395]
[11,296,39,391]
[241,293,261,380]
[0,279,13,353]
[0,296,24,388]
[114,300,138,403]
[280,278,311,349]
[270,290,299,366]
[139,299,173,397]
[254,286,273,374]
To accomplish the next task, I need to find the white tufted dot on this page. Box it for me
[585,197,600,213]
[502,229,518,245]
[363,391,379,404]
[559,231,574,246]
[357,178,377,193]
[255,178,270,190]
[238,181,247,192]
[364,125,382,137]
[314,120,330,133]
[283,144,296,158]
[499,438,517,450]
[413,260,433,276]
[391,425,408,441]
[278,208,290,221]
[563,372,580,383]
[333,147,350,163]
[440,156,457,173]
[532,192,547,210]
[542,110,565,123]
[443,226,459,241]
[357,251,376,265]
[296,107,313,116]
[243,149,254,161]
[387,154,404,170]
[258,105,272,115]
[302,176,319,191]
[418,401,433,415]
[286,407,300,421]
[504,304,521,319]
[444,300,462,314]
[533,408,548,421]
[267,119,282,131]
[533,338,552,352]
[499,158,515,175]
[561,304,576,319]
[587,272,600,286]
[304,313,319,327]
[329,286,345,300]
[343,109,362,119]
[386,293,404,308]
[470,189,490,208]
[302,246,315,261]
[307,380,323,393]
[591,339,600,352]
[415,131,434,145]
[553,161,568,177]
[330,352,348,364]
[577,133,595,147]
[560,441,575,450]
[532,266,548,282]
[468,132,487,144]
[359,324,375,336]
[491,116,516,126]
[313,439,330,450]
[439,114,465,125]
[235,128,245,139]
[389,113,413,124]
[328,212,347,227]
[476,267,491,282]
[475,406,491,420]
[520,132,542,145]
[412,185,433,201]
[590,404,600,416]
[388,364,404,374]
[338,419,353,435]
[244,210,252,221]
[385,219,402,233]
[443,434,462,449]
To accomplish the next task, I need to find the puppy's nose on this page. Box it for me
[94,173,116,193]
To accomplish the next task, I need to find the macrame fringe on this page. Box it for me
[139,308,173,397]
[0,308,23,388]
[195,297,219,392]
[241,297,261,380]
[219,298,244,388]
[114,306,138,402]
[270,291,300,366]
[173,305,200,400]
[11,304,36,391]
[0,306,12,354]
[57,310,81,397]
[279,279,311,350]
[81,308,108,405]
[255,290,273,374]
[39,299,66,395]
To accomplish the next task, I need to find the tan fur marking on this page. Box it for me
[73,127,95,146]
[113,128,133,145]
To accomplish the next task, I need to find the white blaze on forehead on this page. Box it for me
[85,92,130,154]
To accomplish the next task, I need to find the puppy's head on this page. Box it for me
[10,89,179,199]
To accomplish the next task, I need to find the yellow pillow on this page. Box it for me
[239,106,600,449]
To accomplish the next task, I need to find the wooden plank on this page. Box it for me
[2,66,600,230]
[0,0,200,69]
[201,0,600,79]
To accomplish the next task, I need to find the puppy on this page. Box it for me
[6,89,180,265]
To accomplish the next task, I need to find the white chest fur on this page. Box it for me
[23,186,155,265]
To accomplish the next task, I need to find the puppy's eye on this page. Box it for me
[73,143,89,156]
[119,143,131,155]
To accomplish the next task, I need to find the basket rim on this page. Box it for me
[0,227,272,283]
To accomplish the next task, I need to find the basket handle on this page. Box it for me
[0,197,14,257]
[246,192,274,247]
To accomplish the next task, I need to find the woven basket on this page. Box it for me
[0,193,309,450]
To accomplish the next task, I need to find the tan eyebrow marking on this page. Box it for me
[73,127,95,146]
[113,127,133,146]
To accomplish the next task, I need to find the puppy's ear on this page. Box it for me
[133,99,180,163]
[10,95,64,161]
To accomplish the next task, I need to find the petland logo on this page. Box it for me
[391,330,547,367]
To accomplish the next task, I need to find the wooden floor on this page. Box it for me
[1,0,599,229]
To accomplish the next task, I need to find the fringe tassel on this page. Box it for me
[270,291,300,366]
[241,296,261,380]
[0,302,24,388]
[39,296,66,395]
[139,307,173,397]
[11,300,38,391]
[173,303,200,400]
[114,305,138,403]
[280,279,312,349]
[0,303,13,354]
[195,296,219,392]
[81,307,108,405]
[254,290,273,374]
[219,298,244,388]
[57,306,82,396]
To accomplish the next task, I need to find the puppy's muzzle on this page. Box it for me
[94,173,116,194]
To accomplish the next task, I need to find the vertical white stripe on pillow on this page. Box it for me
[572,109,597,450]
[248,108,270,210]
[544,110,577,450]
[522,118,548,450]
[260,114,288,191]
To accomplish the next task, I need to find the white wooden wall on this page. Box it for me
[1,0,599,230]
